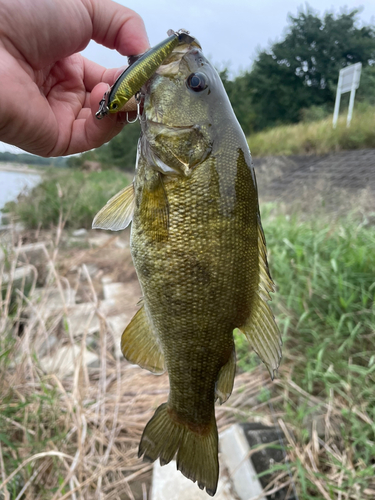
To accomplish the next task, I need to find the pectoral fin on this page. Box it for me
[238,215,282,379]
[92,183,135,231]
[121,306,165,373]
[215,347,236,404]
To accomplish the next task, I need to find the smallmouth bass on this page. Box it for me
[93,33,281,496]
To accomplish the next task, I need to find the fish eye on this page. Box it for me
[187,73,208,92]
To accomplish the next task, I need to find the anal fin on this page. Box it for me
[215,347,236,404]
[121,306,165,373]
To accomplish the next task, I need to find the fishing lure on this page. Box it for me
[96,29,194,120]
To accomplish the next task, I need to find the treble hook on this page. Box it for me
[126,92,142,124]
[126,102,140,123]
[95,92,109,120]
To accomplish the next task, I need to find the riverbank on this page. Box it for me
[0,162,44,175]
[1,202,374,499]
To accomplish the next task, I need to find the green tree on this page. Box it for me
[225,7,375,132]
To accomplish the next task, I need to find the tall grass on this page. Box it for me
[236,205,375,498]
[248,104,375,157]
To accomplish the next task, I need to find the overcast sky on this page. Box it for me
[2,0,375,155]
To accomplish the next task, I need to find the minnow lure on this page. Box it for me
[95,29,194,120]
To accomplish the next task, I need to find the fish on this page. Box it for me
[93,32,281,496]
[95,29,197,119]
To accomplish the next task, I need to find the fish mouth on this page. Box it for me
[146,119,195,131]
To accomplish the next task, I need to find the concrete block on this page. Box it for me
[151,424,269,500]
[107,313,132,358]
[72,228,88,237]
[152,460,234,500]
[2,265,35,289]
[242,423,295,500]
[102,282,137,304]
[220,425,266,500]
[40,344,99,378]
[31,286,76,310]
[88,233,114,247]
[17,242,51,284]
[66,302,100,336]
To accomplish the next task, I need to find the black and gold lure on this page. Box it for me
[95,29,194,120]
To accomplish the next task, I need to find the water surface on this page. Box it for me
[0,170,41,212]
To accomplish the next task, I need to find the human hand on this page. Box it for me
[0,0,149,157]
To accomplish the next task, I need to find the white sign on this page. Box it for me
[332,62,362,128]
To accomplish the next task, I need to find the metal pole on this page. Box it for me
[347,65,358,128]
[332,72,342,129]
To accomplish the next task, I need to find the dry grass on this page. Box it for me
[1,212,374,499]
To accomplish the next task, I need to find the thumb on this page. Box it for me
[87,0,150,55]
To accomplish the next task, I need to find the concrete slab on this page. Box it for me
[102,282,137,304]
[242,423,296,500]
[107,313,132,358]
[151,424,266,500]
[72,228,88,237]
[31,286,76,309]
[66,302,100,336]
[2,264,35,288]
[17,241,51,284]
[220,425,266,500]
[88,233,114,247]
[40,344,99,378]
[152,460,234,500]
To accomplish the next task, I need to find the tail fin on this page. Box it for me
[139,403,219,496]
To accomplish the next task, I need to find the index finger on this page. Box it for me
[83,57,126,92]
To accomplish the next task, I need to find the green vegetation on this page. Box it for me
[1,202,374,498]
[67,7,375,170]
[248,103,375,156]
[4,168,129,229]
[222,8,375,134]
[67,122,140,172]
[235,206,375,498]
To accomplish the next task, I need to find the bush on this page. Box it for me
[7,169,129,229]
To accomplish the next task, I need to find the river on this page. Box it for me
[0,168,41,213]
